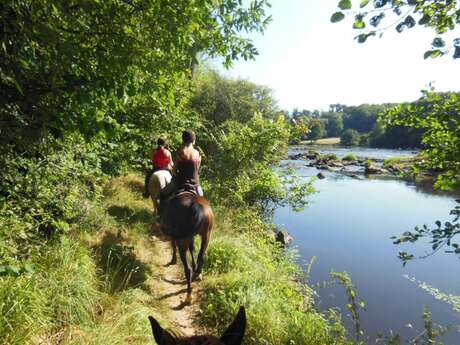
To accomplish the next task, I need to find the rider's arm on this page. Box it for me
[166,150,174,169]
[195,149,202,170]
[173,151,183,175]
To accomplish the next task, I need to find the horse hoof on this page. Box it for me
[195,273,203,281]
[185,293,192,305]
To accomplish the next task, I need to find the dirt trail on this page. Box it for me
[112,175,202,338]
[149,225,201,337]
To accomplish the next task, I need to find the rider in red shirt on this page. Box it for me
[152,138,173,172]
[144,138,173,198]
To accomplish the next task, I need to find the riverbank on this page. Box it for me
[0,173,354,344]
[287,146,444,186]
[275,145,460,343]
[298,137,341,145]
[200,206,352,344]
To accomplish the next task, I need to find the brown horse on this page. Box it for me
[160,191,213,305]
[149,307,246,345]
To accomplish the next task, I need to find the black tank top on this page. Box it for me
[176,158,200,186]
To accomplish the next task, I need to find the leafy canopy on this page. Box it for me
[382,90,460,190]
[191,68,279,125]
[330,0,460,59]
[1,0,272,150]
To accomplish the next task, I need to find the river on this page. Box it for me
[274,145,460,344]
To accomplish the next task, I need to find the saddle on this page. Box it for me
[166,183,198,202]
[157,183,198,221]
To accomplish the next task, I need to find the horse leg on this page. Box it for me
[194,229,211,281]
[152,199,158,217]
[189,238,197,274]
[178,239,192,305]
[168,239,177,265]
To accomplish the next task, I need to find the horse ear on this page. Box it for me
[220,307,246,345]
[148,316,176,345]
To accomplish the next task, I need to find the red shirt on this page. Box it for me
[152,147,171,169]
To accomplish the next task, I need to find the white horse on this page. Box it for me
[148,170,172,214]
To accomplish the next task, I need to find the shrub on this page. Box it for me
[342,153,358,161]
[0,237,100,344]
[341,129,360,146]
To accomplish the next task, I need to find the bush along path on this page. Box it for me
[1,172,354,344]
[1,173,203,345]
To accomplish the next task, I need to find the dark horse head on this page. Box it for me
[160,192,214,304]
[149,307,246,345]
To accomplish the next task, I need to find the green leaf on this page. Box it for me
[418,14,431,25]
[23,264,35,274]
[432,37,445,48]
[338,0,352,10]
[356,34,368,43]
[355,32,375,43]
[331,12,345,23]
[3,76,24,95]
[424,49,443,59]
[360,0,369,8]
[5,265,21,276]
[353,20,366,29]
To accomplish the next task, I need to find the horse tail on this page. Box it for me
[164,195,212,239]
[195,196,213,237]
[188,196,208,236]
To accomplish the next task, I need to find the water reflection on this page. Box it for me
[275,146,460,344]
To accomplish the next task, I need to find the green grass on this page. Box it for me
[200,207,353,345]
[0,237,100,345]
[0,174,172,345]
[383,156,414,168]
[0,172,354,344]
[342,153,358,161]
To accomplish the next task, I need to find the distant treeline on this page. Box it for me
[288,103,424,148]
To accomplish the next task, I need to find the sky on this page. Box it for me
[219,0,459,111]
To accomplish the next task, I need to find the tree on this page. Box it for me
[369,123,423,148]
[329,103,345,113]
[330,0,460,59]
[341,129,360,146]
[191,68,279,125]
[307,119,326,140]
[342,104,387,133]
[0,0,271,150]
[322,112,344,137]
[0,0,274,252]
[382,91,460,189]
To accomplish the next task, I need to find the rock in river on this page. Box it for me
[275,229,293,246]
[364,164,389,175]
[317,172,326,179]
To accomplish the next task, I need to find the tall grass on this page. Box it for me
[0,237,100,344]
[200,207,353,345]
[0,174,169,344]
